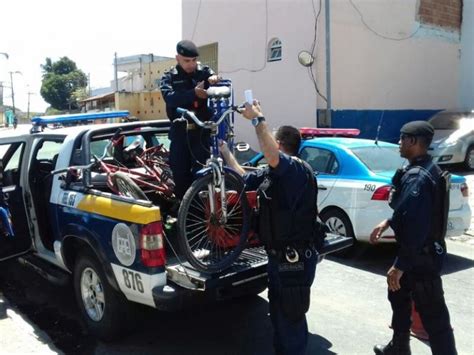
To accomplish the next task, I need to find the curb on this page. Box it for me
[0,294,61,354]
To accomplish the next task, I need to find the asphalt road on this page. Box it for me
[0,168,473,354]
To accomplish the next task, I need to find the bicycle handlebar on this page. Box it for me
[177,107,237,129]
[50,161,96,176]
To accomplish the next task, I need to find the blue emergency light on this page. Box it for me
[30,110,130,133]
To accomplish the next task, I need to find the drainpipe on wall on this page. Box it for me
[325,0,332,124]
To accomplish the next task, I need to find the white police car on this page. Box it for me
[246,128,472,245]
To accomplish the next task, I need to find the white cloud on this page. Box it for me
[0,0,182,112]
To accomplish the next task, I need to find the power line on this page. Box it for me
[191,0,202,41]
[220,0,269,74]
[307,0,327,103]
[349,0,420,41]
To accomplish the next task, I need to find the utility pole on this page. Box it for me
[9,71,22,127]
[324,0,332,124]
[0,52,8,126]
[27,91,34,120]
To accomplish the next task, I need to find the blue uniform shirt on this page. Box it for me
[389,155,440,271]
[244,152,312,209]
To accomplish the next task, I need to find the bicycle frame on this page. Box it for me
[178,80,242,225]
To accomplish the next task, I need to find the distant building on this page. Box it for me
[83,54,177,121]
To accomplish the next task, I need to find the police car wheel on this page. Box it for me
[74,251,132,340]
[319,209,356,257]
[464,145,474,171]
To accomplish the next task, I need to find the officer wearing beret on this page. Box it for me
[160,40,220,199]
[370,121,457,355]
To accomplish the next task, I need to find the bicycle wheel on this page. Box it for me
[110,172,148,201]
[177,171,250,273]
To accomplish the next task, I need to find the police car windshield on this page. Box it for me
[350,146,406,173]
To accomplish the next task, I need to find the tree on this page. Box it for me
[40,57,87,111]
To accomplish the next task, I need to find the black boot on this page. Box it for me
[374,332,411,355]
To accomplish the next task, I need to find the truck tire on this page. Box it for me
[73,251,132,340]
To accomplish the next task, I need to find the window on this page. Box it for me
[300,147,338,174]
[267,38,282,62]
[351,146,406,173]
[0,143,25,186]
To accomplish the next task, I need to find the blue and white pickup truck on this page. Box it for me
[0,112,349,339]
[0,112,271,339]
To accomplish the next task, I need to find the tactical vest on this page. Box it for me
[390,165,450,251]
[256,158,322,250]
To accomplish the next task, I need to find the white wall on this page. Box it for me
[460,0,474,109]
[183,0,461,146]
[328,0,459,110]
[183,0,320,147]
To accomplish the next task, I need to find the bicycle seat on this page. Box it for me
[207,86,231,98]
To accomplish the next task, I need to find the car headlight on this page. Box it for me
[438,139,459,148]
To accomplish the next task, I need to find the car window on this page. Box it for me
[350,146,406,173]
[152,133,171,150]
[429,112,474,130]
[0,143,25,186]
[36,141,63,160]
[300,147,338,174]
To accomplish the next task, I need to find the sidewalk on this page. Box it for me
[0,294,60,354]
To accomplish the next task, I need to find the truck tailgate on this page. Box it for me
[166,247,268,291]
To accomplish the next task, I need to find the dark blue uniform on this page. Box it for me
[245,153,318,355]
[388,155,456,355]
[160,63,215,198]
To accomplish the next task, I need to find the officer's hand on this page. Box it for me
[208,75,221,85]
[240,100,263,120]
[195,81,208,99]
[369,219,389,244]
[387,266,403,292]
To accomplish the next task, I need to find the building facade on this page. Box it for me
[183,0,467,147]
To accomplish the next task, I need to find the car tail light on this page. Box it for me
[461,183,469,198]
[140,222,165,267]
[371,185,391,201]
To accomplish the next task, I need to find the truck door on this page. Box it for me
[0,142,32,260]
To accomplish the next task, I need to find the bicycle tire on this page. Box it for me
[110,172,148,201]
[177,171,250,273]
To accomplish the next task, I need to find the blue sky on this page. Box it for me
[0,0,181,112]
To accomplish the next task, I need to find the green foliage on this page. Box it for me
[40,57,87,110]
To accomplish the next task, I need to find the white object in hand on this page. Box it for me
[244,90,253,104]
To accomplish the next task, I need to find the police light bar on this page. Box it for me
[300,127,360,139]
[31,110,130,132]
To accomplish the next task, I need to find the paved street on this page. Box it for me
[0,170,473,354]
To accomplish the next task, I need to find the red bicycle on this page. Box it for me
[92,131,176,202]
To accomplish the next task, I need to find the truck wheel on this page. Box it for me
[464,145,474,171]
[319,209,356,257]
[73,251,131,340]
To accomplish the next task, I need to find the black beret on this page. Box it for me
[400,120,434,138]
[176,40,199,57]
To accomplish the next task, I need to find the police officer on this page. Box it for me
[160,40,220,199]
[370,121,457,355]
[219,101,320,355]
